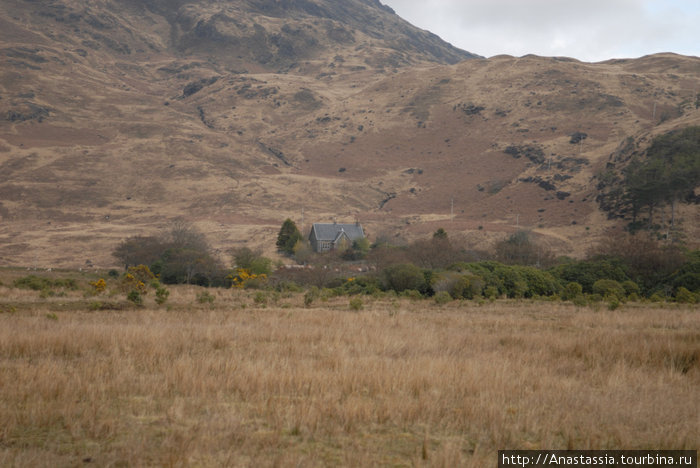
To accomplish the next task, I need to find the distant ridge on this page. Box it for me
[0,0,698,268]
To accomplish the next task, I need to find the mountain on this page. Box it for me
[0,0,699,268]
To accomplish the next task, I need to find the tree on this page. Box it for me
[588,231,685,293]
[293,239,314,265]
[494,231,554,267]
[112,236,165,270]
[230,247,272,276]
[382,263,427,293]
[113,221,225,286]
[550,259,628,294]
[276,219,302,255]
[367,243,410,270]
[157,247,223,286]
[168,220,210,252]
[625,127,700,230]
[340,238,371,261]
[407,230,456,269]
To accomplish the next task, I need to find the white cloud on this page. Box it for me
[382,0,700,61]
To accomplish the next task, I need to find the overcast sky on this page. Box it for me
[381,0,700,62]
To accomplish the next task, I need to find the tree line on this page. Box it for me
[598,126,700,236]
[113,219,699,304]
[627,126,700,227]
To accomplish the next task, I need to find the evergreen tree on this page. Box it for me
[276,218,302,255]
[625,126,700,228]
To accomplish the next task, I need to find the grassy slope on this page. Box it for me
[1,2,699,269]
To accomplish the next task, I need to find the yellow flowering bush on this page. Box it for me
[122,273,147,294]
[120,265,156,294]
[127,264,156,284]
[230,268,267,289]
[89,278,107,294]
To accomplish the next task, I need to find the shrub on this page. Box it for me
[243,274,269,290]
[432,272,466,299]
[14,275,77,292]
[494,230,554,266]
[667,252,700,293]
[464,274,486,298]
[434,291,452,305]
[231,247,272,276]
[561,282,583,301]
[447,275,469,299]
[342,276,381,295]
[587,293,603,303]
[304,287,319,307]
[275,281,303,293]
[349,297,363,311]
[437,272,484,299]
[592,279,625,299]
[675,287,697,304]
[382,264,426,293]
[121,268,149,295]
[484,285,499,299]
[649,292,666,303]
[230,268,268,289]
[89,278,107,294]
[494,265,528,298]
[341,238,371,261]
[519,266,560,297]
[401,289,423,300]
[197,291,215,304]
[622,280,640,297]
[319,288,340,301]
[551,259,628,293]
[670,272,700,293]
[155,286,170,305]
[572,295,588,307]
[450,262,503,292]
[54,278,78,290]
[127,290,143,306]
[14,275,51,291]
[253,291,268,306]
[128,265,156,284]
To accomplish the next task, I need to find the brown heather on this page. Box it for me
[0,288,698,466]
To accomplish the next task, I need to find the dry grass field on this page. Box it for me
[0,275,698,467]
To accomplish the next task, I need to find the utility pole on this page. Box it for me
[451,197,454,222]
[652,102,657,121]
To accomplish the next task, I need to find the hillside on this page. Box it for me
[1,0,699,268]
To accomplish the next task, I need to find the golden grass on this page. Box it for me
[0,287,698,466]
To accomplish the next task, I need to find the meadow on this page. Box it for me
[0,272,698,467]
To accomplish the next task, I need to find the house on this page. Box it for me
[309,222,365,253]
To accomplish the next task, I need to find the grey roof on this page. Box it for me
[310,223,365,242]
